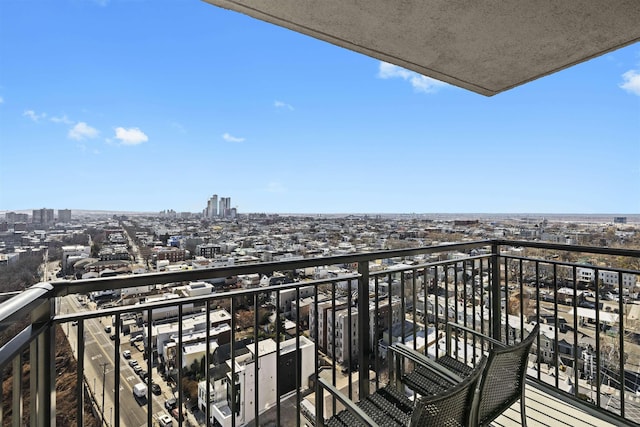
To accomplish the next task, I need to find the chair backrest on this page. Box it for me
[472,323,539,426]
[409,356,487,427]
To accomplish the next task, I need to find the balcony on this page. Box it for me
[1,240,638,426]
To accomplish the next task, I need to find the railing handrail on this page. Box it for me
[52,240,494,295]
[494,239,640,258]
[52,272,361,324]
[0,282,53,328]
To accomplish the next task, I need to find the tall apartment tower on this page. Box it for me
[219,197,231,218]
[58,209,72,223]
[207,195,218,218]
[32,208,54,225]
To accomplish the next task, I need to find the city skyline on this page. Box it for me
[0,1,639,214]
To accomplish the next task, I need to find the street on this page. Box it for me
[60,295,172,427]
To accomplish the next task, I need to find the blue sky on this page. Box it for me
[1,1,639,215]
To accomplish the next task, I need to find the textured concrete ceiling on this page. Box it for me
[203,0,640,96]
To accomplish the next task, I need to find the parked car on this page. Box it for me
[164,398,177,411]
[133,365,143,374]
[128,359,138,367]
[158,414,173,427]
[151,383,161,395]
[123,350,131,359]
[104,326,111,333]
[130,334,144,343]
[579,301,596,309]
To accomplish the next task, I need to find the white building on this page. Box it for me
[208,336,315,427]
[577,267,637,290]
[61,245,90,272]
[153,309,232,358]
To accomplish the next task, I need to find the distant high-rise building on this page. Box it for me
[219,197,231,218]
[5,212,29,224]
[32,208,54,225]
[207,194,218,218]
[58,209,72,223]
[204,194,236,218]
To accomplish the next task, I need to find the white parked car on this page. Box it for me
[158,414,173,427]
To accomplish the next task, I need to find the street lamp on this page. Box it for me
[99,362,109,426]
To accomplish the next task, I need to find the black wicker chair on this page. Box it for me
[315,354,487,426]
[400,323,540,427]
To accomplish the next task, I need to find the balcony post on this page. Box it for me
[29,293,55,427]
[491,242,502,342]
[357,261,370,399]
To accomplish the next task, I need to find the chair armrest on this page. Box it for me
[445,322,505,348]
[316,376,377,426]
[389,343,463,384]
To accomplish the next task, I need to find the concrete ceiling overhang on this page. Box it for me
[203,0,640,96]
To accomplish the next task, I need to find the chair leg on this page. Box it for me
[520,397,527,427]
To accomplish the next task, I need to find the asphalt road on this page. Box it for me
[60,295,170,427]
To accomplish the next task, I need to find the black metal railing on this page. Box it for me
[0,240,638,426]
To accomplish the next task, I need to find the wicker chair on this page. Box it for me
[400,323,540,427]
[316,354,487,426]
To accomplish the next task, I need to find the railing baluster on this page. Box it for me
[205,300,211,427]
[412,270,417,350]
[347,278,352,400]
[177,304,183,427]
[373,274,379,391]
[13,353,22,427]
[491,243,502,343]
[146,308,152,427]
[535,260,541,379]
[618,271,625,417]
[357,260,370,401]
[553,263,559,389]
[274,290,280,426]
[504,257,509,345]
[114,313,120,427]
[253,293,259,425]
[295,286,301,427]
[401,269,406,345]
[331,281,336,417]
[594,268,601,408]
[572,265,579,399]
[519,259,524,343]
[76,320,85,427]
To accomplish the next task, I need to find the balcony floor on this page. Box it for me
[492,383,617,427]
[309,380,620,426]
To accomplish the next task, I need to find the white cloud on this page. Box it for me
[23,110,46,122]
[620,70,640,96]
[377,62,447,93]
[50,115,73,125]
[0,96,4,104]
[266,181,286,193]
[68,122,99,140]
[274,100,294,111]
[114,127,148,145]
[222,132,245,143]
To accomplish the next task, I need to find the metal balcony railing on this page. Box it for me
[0,240,638,426]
